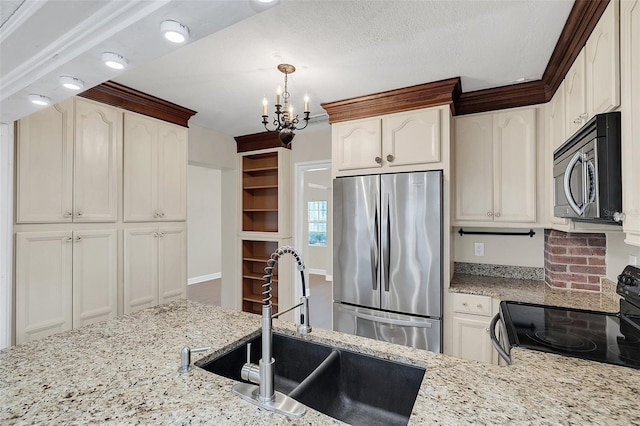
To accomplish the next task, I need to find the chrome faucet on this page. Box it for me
[232,246,310,418]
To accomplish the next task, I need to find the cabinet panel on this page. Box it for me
[158,123,187,221]
[158,226,187,303]
[384,108,441,166]
[15,231,73,344]
[621,0,640,245]
[333,118,382,171]
[451,315,494,364]
[16,99,73,223]
[72,229,117,327]
[493,109,537,223]
[74,99,120,222]
[586,0,620,116]
[547,83,570,227]
[124,113,158,221]
[565,50,587,137]
[124,228,159,313]
[454,115,493,222]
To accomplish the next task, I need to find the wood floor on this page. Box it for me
[187,274,333,330]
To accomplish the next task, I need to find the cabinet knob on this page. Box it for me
[75,236,82,242]
[487,212,493,217]
[66,236,73,243]
[154,232,159,237]
[76,211,83,217]
[579,113,589,120]
[462,302,468,307]
[64,211,73,218]
[375,156,382,164]
[573,118,582,124]
[159,232,165,237]
[386,154,394,162]
[494,212,501,218]
[160,212,165,218]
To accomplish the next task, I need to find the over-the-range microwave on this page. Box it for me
[553,111,622,225]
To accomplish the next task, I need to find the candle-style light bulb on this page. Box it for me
[262,97,268,116]
[304,94,310,112]
[289,106,294,119]
[276,86,282,106]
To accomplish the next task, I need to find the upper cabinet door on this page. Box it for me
[157,123,187,221]
[332,118,382,172]
[124,113,158,222]
[586,0,620,117]
[493,108,537,223]
[565,50,587,137]
[383,108,441,167]
[454,114,494,222]
[74,99,121,222]
[17,99,74,223]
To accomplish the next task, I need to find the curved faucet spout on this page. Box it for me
[232,245,311,418]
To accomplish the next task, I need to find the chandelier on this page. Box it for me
[261,64,310,147]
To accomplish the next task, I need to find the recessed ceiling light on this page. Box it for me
[28,94,52,106]
[101,52,128,70]
[160,20,190,44]
[59,76,85,90]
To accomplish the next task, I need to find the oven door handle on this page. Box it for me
[563,151,586,216]
[490,313,512,365]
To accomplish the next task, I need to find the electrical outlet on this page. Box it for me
[474,242,484,257]
[630,255,638,266]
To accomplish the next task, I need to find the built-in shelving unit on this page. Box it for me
[241,239,279,314]
[242,152,279,233]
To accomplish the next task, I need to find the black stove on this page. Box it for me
[495,265,640,369]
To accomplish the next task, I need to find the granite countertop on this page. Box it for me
[450,273,621,313]
[2,300,639,425]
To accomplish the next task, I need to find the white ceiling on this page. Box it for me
[1,0,574,137]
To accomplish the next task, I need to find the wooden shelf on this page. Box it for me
[244,165,278,173]
[241,239,279,315]
[242,152,279,233]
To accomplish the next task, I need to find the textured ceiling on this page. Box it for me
[1,0,574,137]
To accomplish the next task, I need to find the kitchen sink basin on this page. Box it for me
[196,333,425,426]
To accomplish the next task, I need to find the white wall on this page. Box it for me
[188,125,238,310]
[453,227,545,267]
[187,165,221,283]
[606,231,640,280]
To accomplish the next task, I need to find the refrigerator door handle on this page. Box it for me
[349,309,433,328]
[371,202,379,291]
[382,194,391,292]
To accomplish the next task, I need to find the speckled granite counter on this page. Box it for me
[450,273,621,313]
[2,300,638,425]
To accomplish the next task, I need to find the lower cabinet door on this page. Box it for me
[158,226,187,304]
[15,231,73,344]
[72,229,117,327]
[451,314,494,364]
[124,228,159,314]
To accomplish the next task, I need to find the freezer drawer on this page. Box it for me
[333,303,441,353]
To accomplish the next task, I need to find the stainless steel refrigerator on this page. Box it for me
[333,171,442,352]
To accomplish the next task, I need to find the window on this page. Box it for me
[308,200,327,246]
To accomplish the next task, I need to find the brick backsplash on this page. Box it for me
[544,229,606,292]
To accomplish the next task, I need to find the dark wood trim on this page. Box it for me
[321,77,461,123]
[235,131,290,153]
[542,0,610,100]
[456,80,547,116]
[321,0,610,119]
[79,81,197,127]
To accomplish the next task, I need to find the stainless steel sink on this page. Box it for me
[196,333,425,426]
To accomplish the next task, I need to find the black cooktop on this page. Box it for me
[500,301,640,369]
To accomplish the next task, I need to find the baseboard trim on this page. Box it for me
[188,272,222,286]
[309,269,332,282]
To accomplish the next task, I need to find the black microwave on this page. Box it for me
[553,112,622,224]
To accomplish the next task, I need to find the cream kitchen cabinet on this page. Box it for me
[332,107,442,176]
[16,98,120,223]
[621,0,640,246]
[565,1,620,137]
[15,229,117,344]
[450,293,497,364]
[546,82,571,229]
[123,225,187,314]
[123,112,187,222]
[454,107,537,225]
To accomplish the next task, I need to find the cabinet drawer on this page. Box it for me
[452,293,492,316]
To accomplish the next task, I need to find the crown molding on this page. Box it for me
[321,77,461,123]
[235,131,289,153]
[79,81,197,127]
